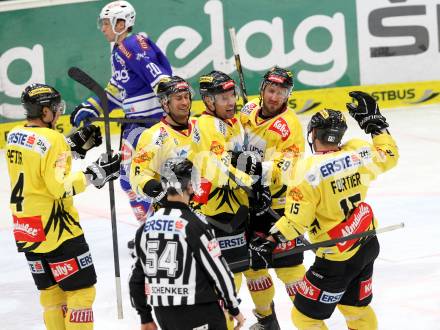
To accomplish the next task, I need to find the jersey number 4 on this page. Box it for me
[145,240,179,277]
[10,172,24,212]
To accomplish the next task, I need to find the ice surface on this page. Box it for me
[1,105,439,329]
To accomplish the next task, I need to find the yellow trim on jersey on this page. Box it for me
[240,98,305,209]
[188,113,251,216]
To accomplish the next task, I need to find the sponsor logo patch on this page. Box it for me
[7,130,50,155]
[77,251,93,269]
[319,290,345,304]
[133,149,154,163]
[206,239,221,258]
[118,43,132,59]
[319,154,361,178]
[327,202,373,252]
[13,215,46,242]
[28,260,45,274]
[136,34,149,50]
[193,179,212,204]
[268,117,290,141]
[241,102,257,115]
[144,218,185,233]
[247,276,273,292]
[288,187,303,201]
[69,308,94,323]
[295,276,321,301]
[217,232,246,250]
[210,141,224,156]
[49,258,79,282]
[359,277,373,300]
[146,283,190,296]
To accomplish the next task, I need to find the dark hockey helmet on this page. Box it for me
[161,158,194,195]
[21,83,65,119]
[260,66,294,95]
[199,71,236,97]
[307,109,347,144]
[156,76,193,101]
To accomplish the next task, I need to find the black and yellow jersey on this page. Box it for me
[188,113,252,217]
[240,98,305,210]
[6,125,87,253]
[130,118,195,197]
[275,133,399,261]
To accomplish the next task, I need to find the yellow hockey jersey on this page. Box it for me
[188,112,251,217]
[131,118,195,197]
[6,125,87,253]
[275,133,399,261]
[240,99,305,210]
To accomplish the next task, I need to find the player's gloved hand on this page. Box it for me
[249,235,276,269]
[143,179,166,203]
[84,152,121,188]
[230,151,262,178]
[253,185,272,216]
[70,102,100,127]
[346,91,389,134]
[66,125,102,159]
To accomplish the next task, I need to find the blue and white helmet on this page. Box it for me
[98,1,136,34]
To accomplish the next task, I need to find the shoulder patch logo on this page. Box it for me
[136,34,149,50]
[118,43,132,59]
[241,102,257,115]
[268,117,290,141]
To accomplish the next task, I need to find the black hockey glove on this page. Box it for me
[346,91,389,134]
[142,179,166,203]
[249,235,276,269]
[84,152,121,188]
[66,125,102,159]
[230,151,262,178]
[253,184,272,216]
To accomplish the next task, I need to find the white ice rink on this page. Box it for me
[1,105,439,329]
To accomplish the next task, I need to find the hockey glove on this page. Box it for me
[70,102,100,127]
[253,185,272,216]
[84,152,121,188]
[142,179,166,203]
[66,125,102,159]
[230,151,262,178]
[346,91,389,134]
[249,235,276,269]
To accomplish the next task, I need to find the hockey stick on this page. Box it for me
[274,222,405,259]
[192,205,249,234]
[228,222,404,271]
[229,27,248,104]
[68,67,124,319]
[86,117,160,124]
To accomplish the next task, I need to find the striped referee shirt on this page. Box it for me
[129,201,240,323]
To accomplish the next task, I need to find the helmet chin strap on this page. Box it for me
[111,20,128,44]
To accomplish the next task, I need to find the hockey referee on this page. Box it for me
[129,158,245,330]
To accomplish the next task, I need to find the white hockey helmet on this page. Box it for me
[98,1,136,34]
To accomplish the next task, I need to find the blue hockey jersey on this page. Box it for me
[84,33,172,119]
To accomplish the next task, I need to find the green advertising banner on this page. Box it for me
[0,0,359,123]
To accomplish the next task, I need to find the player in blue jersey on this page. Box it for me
[70,1,172,225]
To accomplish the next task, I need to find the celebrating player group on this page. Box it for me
[5,1,399,330]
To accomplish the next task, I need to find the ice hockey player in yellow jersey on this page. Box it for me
[241,67,305,329]
[188,71,271,329]
[130,75,195,208]
[254,91,398,329]
[6,83,121,330]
